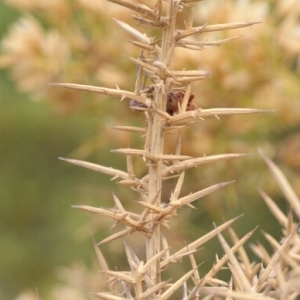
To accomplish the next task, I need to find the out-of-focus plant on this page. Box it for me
[13,263,104,300]
[0,0,135,106]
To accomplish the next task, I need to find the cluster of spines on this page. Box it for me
[50,0,300,299]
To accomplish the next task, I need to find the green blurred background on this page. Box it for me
[0,0,299,299]
[0,2,116,298]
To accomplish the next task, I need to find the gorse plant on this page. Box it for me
[50,0,264,298]
[3,0,299,298]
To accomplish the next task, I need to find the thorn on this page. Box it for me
[110,175,120,181]
[110,221,119,230]
[214,114,221,121]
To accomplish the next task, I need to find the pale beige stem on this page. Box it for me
[146,0,178,288]
[146,88,164,284]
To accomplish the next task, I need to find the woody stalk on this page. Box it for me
[50,0,263,298]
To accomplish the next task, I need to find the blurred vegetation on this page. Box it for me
[0,0,299,299]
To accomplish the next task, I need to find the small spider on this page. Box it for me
[130,87,196,116]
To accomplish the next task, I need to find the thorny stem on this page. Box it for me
[146,102,163,284]
[48,0,269,297]
[146,0,178,286]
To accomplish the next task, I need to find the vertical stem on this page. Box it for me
[146,88,164,284]
[161,0,178,66]
[146,0,178,290]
